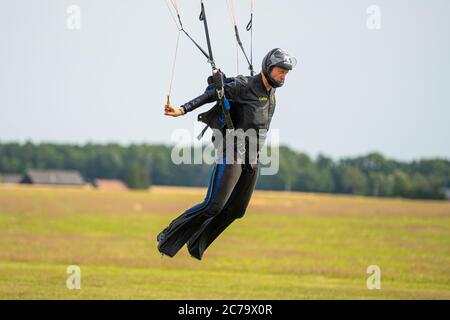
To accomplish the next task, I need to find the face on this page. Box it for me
[270,66,290,85]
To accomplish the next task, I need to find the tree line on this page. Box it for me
[0,142,448,200]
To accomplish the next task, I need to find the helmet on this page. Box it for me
[262,48,297,88]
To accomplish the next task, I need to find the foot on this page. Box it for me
[189,253,202,261]
[156,229,166,244]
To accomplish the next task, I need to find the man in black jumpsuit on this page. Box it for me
[158,48,297,260]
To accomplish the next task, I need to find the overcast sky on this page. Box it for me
[0,0,449,161]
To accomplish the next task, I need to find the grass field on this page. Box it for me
[0,184,449,299]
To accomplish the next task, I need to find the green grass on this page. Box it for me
[0,185,449,299]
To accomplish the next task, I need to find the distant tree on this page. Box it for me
[391,170,413,197]
[409,173,445,200]
[315,154,335,193]
[1,142,449,200]
[277,146,301,191]
[368,172,395,197]
[341,166,368,195]
[125,162,150,190]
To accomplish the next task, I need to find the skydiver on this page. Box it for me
[158,48,297,260]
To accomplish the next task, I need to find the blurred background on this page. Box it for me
[1,0,449,198]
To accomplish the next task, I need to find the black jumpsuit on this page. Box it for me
[157,73,277,260]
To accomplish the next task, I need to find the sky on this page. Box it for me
[0,0,449,162]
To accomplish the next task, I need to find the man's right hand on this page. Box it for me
[164,104,184,117]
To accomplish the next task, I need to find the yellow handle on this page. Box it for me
[166,95,171,107]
